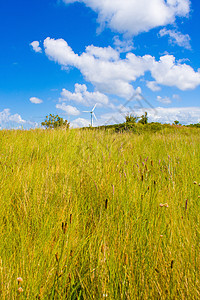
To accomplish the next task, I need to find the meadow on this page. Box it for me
[0,127,200,299]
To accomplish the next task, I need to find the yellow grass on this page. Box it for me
[0,127,199,299]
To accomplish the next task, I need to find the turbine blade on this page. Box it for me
[83,111,90,113]
[93,112,97,121]
[92,103,97,112]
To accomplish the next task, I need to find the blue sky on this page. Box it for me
[0,0,200,128]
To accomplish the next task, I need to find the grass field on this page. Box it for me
[0,127,200,299]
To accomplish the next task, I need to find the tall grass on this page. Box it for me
[0,127,199,299]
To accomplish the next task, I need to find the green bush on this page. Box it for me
[41,114,70,129]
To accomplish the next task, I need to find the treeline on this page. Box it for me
[186,123,200,128]
[41,113,200,132]
[83,112,200,133]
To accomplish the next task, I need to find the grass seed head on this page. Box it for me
[18,287,23,293]
[17,277,23,284]
[112,184,114,195]
[159,203,169,207]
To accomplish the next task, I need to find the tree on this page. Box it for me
[125,114,139,124]
[173,120,180,125]
[41,114,70,129]
[138,111,148,124]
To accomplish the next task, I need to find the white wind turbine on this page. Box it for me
[83,103,98,127]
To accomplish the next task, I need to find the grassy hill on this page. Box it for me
[0,127,200,299]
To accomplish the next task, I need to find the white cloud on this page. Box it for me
[30,41,42,53]
[136,86,142,94]
[43,37,145,98]
[44,37,79,66]
[70,117,90,128]
[177,58,190,64]
[159,28,191,49]
[85,45,119,61]
[56,103,80,115]
[95,112,125,126]
[157,96,172,104]
[113,36,134,53]
[146,81,161,91]
[134,86,144,101]
[54,105,200,128]
[60,83,109,106]
[43,38,200,97]
[30,97,43,104]
[0,109,25,125]
[150,55,200,90]
[0,109,38,129]
[67,106,200,128]
[63,0,190,36]
[148,107,200,124]
[99,106,200,126]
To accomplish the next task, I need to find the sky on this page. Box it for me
[0,0,200,129]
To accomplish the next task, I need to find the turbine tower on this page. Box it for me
[83,104,97,127]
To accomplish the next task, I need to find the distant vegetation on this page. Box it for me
[83,112,200,133]
[41,114,70,129]
[0,126,200,298]
[186,122,200,128]
[41,112,200,132]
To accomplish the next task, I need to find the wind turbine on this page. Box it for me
[83,103,97,127]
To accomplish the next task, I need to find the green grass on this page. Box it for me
[0,127,200,299]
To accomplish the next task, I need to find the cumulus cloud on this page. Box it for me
[150,55,200,90]
[30,97,43,104]
[0,109,37,129]
[60,83,109,106]
[157,96,172,104]
[99,107,200,126]
[70,117,90,128]
[159,28,191,49]
[85,45,119,61]
[30,41,42,53]
[43,37,200,97]
[113,36,134,53]
[146,81,161,91]
[0,109,25,125]
[58,105,200,128]
[56,103,80,115]
[63,0,190,36]
[147,107,200,124]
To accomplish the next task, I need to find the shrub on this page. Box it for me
[41,114,70,129]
